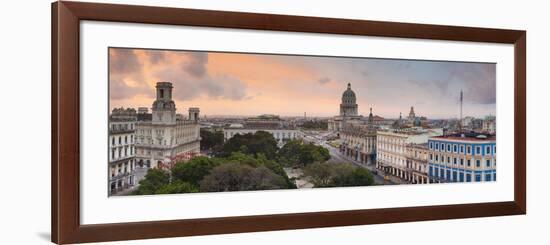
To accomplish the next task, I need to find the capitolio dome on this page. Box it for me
[341,83,357,105]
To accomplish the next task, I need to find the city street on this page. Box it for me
[323,141,391,185]
[303,132,393,185]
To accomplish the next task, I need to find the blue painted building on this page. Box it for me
[427,133,496,183]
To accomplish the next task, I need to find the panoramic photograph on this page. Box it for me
[107,47,497,196]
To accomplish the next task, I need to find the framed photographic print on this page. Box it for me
[52,1,526,244]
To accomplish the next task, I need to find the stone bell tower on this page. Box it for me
[188,107,200,121]
[152,82,176,125]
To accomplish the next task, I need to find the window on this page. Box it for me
[160,89,164,98]
[467,146,471,154]
[452,171,457,182]
[435,143,439,150]
[476,146,481,155]
[435,155,439,161]
[486,159,491,167]
[429,142,433,150]
[467,159,471,167]
[453,158,457,164]
[459,172,464,182]
[460,158,464,165]
[112,137,115,145]
[441,143,445,151]
[460,145,464,153]
[118,137,121,144]
[446,170,451,180]
[447,144,451,152]
[453,145,458,152]
[447,157,451,164]
[486,146,491,154]
[485,174,492,181]
[475,174,481,182]
[466,174,472,182]
[476,160,481,167]
[429,166,433,176]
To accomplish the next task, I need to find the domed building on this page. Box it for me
[328,83,363,132]
[327,83,379,165]
[340,83,359,116]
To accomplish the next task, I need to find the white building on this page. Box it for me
[135,82,201,169]
[108,107,137,195]
[376,128,443,181]
[482,115,496,134]
[223,115,302,146]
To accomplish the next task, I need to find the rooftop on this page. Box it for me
[432,132,496,142]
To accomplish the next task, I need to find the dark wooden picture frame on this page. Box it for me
[51,1,526,244]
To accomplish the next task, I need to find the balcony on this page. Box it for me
[109,155,135,163]
[109,172,134,181]
[109,129,135,135]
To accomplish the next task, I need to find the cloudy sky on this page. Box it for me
[109,48,496,118]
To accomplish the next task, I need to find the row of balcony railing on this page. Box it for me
[109,171,134,181]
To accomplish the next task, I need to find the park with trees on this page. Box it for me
[133,131,374,195]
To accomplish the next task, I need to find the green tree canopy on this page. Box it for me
[221,152,296,189]
[171,156,219,186]
[133,168,170,195]
[278,140,330,167]
[200,129,224,151]
[199,163,288,192]
[277,140,302,166]
[155,181,198,194]
[218,131,279,159]
[303,162,374,188]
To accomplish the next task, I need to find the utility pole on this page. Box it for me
[459,90,463,131]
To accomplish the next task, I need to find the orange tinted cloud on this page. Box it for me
[109,48,496,118]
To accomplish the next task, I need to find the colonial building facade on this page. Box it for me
[135,82,201,169]
[376,128,443,182]
[223,114,302,146]
[427,133,496,183]
[339,108,377,165]
[108,107,138,195]
[405,143,430,184]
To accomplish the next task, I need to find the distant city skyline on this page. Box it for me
[109,48,496,118]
